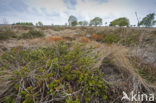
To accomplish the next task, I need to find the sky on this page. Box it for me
[0,0,156,25]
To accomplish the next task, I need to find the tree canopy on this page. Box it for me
[139,13,156,27]
[36,21,43,26]
[68,15,78,26]
[15,22,34,26]
[109,17,129,27]
[89,17,103,26]
[78,20,88,26]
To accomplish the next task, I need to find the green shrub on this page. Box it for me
[0,31,17,40]
[102,34,120,44]
[19,30,45,39]
[0,42,108,103]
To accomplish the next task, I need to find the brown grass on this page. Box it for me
[81,37,89,42]
[45,36,63,43]
[91,34,103,40]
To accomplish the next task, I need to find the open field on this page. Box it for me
[0,26,156,103]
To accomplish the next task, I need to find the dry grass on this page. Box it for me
[80,41,156,100]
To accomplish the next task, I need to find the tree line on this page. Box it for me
[68,13,156,27]
[13,13,156,27]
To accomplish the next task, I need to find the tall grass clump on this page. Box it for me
[0,42,108,103]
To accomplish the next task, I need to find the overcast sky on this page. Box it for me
[0,0,156,25]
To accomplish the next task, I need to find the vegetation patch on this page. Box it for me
[0,42,108,103]
[19,30,45,39]
[0,30,17,40]
[102,34,120,44]
[15,22,34,26]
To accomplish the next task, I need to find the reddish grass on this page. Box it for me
[46,36,63,43]
[81,37,89,42]
[91,34,103,40]
[29,38,44,44]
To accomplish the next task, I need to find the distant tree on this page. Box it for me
[109,17,129,27]
[16,22,33,26]
[1,18,10,31]
[83,21,88,26]
[68,15,77,26]
[139,13,156,27]
[78,21,83,26]
[105,22,107,26]
[78,20,88,26]
[2,18,8,24]
[36,21,43,26]
[89,17,103,26]
[65,23,68,26]
[135,12,140,27]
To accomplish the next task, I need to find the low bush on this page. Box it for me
[19,30,45,39]
[121,35,138,46]
[102,34,120,44]
[0,42,108,103]
[0,31,17,40]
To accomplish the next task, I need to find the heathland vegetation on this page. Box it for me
[0,13,156,103]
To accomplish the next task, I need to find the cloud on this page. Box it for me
[91,0,109,4]
[63,0,77,9]
[0,0,155,25]
[0,0,28,14]
[82,0,109,4]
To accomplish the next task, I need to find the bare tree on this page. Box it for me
[2,18,8,24]
[135,12,140,27]
[1,18,11,31]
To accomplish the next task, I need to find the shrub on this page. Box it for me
[0,42,108,103]
[102,34,120,44]
[20,30,45,39]
[0,31,17,40]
